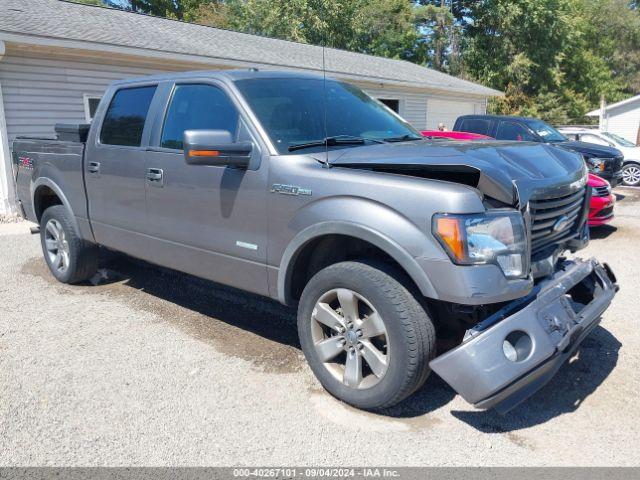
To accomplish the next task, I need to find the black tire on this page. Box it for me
[297,261,436,410]
[621,163,640,187]
[40,205,99,284]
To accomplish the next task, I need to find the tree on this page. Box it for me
[78,0,218,21]
[198,0,425,62]
[579,0,640,96]
[462,0,631,123]
[414,1,461,72]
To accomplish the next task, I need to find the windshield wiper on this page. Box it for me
[288,135,381,152]
[383,134,423,142]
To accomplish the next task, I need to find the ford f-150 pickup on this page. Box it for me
[12,70,618,413]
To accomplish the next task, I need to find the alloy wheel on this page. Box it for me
[310,288,389,390]
[44,219,70,273]
[623,165,640,186]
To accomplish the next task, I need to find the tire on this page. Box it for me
[40,205,99,284]
[622,163,640,187]
[297,261,436,410]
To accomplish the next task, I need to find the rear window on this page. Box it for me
[100,86,157,147]
[458,118,491,136]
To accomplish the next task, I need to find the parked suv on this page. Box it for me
[12,71,617,413]
[454,115,624,186]
[559,127,640,187]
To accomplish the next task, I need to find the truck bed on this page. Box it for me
[12,137,88,226]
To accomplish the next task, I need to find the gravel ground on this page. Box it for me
[1,188,639,467]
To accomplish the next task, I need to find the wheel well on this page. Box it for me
[286,234,419,303]
[33,186,63,222]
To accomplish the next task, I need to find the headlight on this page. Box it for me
[584,156,606,173]
[433,211,528,278]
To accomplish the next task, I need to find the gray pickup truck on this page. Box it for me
[12,70,618,413]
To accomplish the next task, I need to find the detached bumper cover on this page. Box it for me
[429,258,618,413]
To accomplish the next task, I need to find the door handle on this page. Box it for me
[146,168,164,186]
[87,161,100,174]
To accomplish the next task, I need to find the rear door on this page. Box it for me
[84,83,159,252]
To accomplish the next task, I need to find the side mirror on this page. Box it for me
[183,130,252,168]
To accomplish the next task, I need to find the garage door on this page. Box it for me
[426,99,480,131]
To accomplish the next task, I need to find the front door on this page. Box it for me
[143,82,269,296]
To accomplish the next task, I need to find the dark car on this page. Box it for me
[454,115,624,186]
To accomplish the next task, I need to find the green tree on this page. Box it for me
[195,0,427,63]
[463,0,630,123]
[579,0,640,96]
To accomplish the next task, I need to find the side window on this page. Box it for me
[100,86,157,146]
[161,84,239,150]
[497,121,535,141]
[459,119,491,136]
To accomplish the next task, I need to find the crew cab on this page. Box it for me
[454,115,625,186]
[12,71,617,413]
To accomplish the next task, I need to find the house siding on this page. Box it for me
[604,102,640,144]
[0,49,488,138]
[361,87,485,130]
[0,49,182,139]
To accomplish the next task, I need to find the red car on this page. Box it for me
[420,130,493,140]
[588,174,615,226]
[419,131,614,227]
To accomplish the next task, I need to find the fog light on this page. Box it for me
[502,330,532,362]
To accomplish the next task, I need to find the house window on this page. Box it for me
[378,98,400,114]
[83,94,102,123]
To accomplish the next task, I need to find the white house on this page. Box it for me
[0,0,502,216]
[587,95,640,146]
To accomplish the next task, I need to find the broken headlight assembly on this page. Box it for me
[433,210,528,279]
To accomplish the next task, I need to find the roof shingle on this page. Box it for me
[0,0,501,97]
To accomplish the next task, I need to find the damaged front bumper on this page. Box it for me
[429,258,618,413]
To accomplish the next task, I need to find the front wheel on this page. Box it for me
[297,261,436,410]
[622,163,640,187]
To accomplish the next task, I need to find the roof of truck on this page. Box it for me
[0,0,502,98]
[110,69,327,86]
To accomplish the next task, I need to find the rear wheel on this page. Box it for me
[40,205,99,284]
[297,261,436,410]
[622,163,640,187]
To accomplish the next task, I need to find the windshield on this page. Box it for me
[234,78,421,154]
[525,119,567,142]
[602,132,636,147]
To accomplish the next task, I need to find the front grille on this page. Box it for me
[529,187,587,254]
[592,185,610,197]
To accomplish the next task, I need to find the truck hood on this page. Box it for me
[326,140,588,206]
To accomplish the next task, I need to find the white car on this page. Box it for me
[560,127,640,186]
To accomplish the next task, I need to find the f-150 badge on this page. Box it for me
[270,184,312,196]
